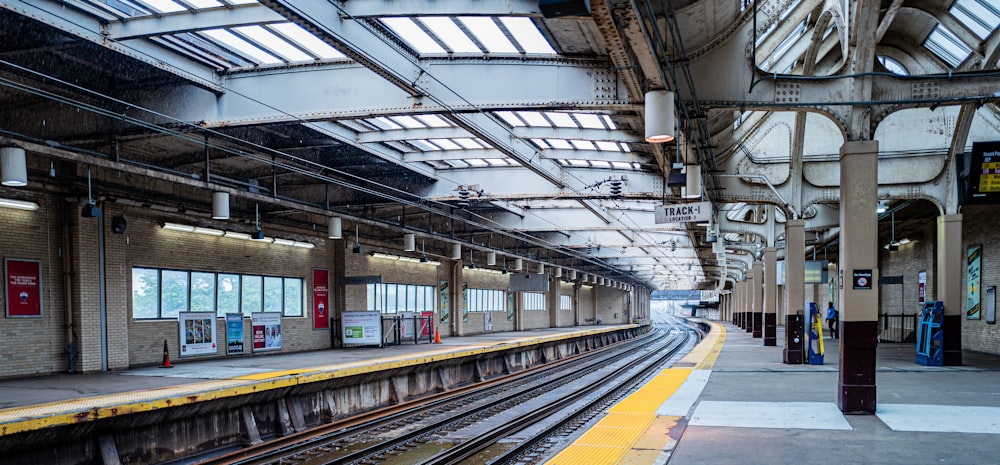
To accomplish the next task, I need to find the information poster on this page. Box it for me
[968,245,982,319]
[252,312,283,351]
[485,311,494,331]
[342,311,382,345]
[226,313,244,355]
[439,280,450,323]
[987,286,996,325]
[918,271,927,303]
[420,311,434,337]
[179,312,218,356]
[5,258,42,317]
[313,268,329,330]
[400,311,415,339]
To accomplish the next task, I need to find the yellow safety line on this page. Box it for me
[0,325,637,436]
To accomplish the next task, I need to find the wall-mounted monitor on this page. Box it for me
[958,141,1000,205]
[804,260,829,284]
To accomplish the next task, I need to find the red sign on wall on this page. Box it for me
[6,259,42,317]
[313,268,329,329]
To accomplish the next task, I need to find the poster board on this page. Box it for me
[5,258,42,317]
[313,268,329,330]
[179,312,218,356]
[342,311,382,345]
[251,312,283,351]
[967,245,982,319]
[226,313,244,355]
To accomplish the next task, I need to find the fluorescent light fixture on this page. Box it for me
[373,252,400,260]
[0,197,39,211]
[373,251,438,265]
[293,241,315,249]
[272,238,295,246]
[897,238,911,245]
[224,231,251,240]
[193,227,225,236]
[162,222,196,233]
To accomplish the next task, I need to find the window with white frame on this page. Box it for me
[523,292,545,311]
[132,267,304,319]
[466,288,506,312]
[560,294,572,311]
[367,283,436,314]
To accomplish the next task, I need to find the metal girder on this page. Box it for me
[359,126,641,144]
[415,167,664,197]
[308,122,439,180]
[108,4,285,39]
[1,0,223,92]
[332,0,542,17]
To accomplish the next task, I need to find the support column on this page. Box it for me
[838,140,879,414]
[752,261,763,338]
[763,247,778,346]
[937,214,963,365]
[451,262,464,336]
[744,278,753,332]
[784,219,806,363]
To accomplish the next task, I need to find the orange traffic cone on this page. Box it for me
[434,328,441,344]
[160,339,173,368]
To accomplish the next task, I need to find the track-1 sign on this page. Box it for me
[654,201,712,224]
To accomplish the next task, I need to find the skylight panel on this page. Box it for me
[517,111,550,127]
[499,17,556,54]
[595,141,622,151]
[569,140,597,150]
[370,117,403,130]
[621,143,631,152]
[232,25,312,62]
[610,161,636,170]
[201,29,281,64]
[453,138,483,149]
[415,114,451,127]
[546,139,573,150]
[593,161,613,168]
[458,17,518,53]
[390,115,425,129]
[136,0,186,13]
[270,23,345,59]
[226,0,257,4]
[409,139,439,151]
[382,17,447,54]
[496,111,526,127]
[877,55,908,75]
[568,159,590,166]
[486,158,510,166]
[924,24,972,67]
[419,17,481,53]
[601,115,617,130]
[531,138,550,148]
[185,0,223,8]
[545,112,576,128]
[951,0,1000,39]
[575,113,604,129]
[429,139,462,150]
[466,159,489,167]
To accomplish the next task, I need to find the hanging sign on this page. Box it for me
[5,258,42,317]
[654,201,712,224]
[313,268,329,330]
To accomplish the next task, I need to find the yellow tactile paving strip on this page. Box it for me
[0,326,635,437]
[546,321,725,465]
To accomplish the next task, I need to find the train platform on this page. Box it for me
[0,324,632,437]
[550,321,1000,465]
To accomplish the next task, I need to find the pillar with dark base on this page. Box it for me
[752,260,763,338]
[784,220,805,362]
[763,246,777,346]
[838,320,878,412]
[937,214,963,366]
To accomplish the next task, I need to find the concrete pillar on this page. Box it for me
[784,219,806,363]
[451,262,464,336]
[548,276,560,328]
[763,247,778,346]
[752,261,763,338]
[837,140,879,414]
[937,214,963,365]
[744,278,753,332]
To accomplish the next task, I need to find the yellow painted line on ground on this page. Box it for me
[546,368,690,465]
[0,326,638,437]
[615,415,682,465]
[676,321,725,370]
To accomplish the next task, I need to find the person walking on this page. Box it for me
[825,302,839,339]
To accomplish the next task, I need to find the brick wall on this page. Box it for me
[957,205,1000,354]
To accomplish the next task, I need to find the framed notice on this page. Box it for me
[967,245,982,319]
[251,312,283,351]
[987,286,996,325]
[225,313,245,355]
[313,268,329,330]
[918,271,927,303]
[5,258,42,317]
[439,280,450,323]
[179,312,218,357]
[341,311,382,345]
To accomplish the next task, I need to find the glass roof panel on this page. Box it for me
[466,159,489,167]
[186,0,224,8]
[496,111,525,127]
[429,139,462,150]
[574,113,604,129]
[453,138,483,149]
[517,111,550,127]
[951,0,1000,40]
[457,17,518,53]
[381,17,447,54]
[610,161,635,169]
[569,140,596,150]
[568,159,590,166]
[924,24,971,67]
[390,115,425,129]
[269,23,346,59]
[601,115,617,130]
[499,17,556,54]
[877,55,908,75]
[530,138,550,148]
[595,141,622,151]
[621,143,631,152]
[409,139,438,151]
[135,0,186,13]
[545,112,576,128]
[419,17,481,53]
[486,158,510,166]
[415,114,451,127]
[370,117,402,130]
[232,25,312,62]
[201,29,281,64]
[546,139,573,149]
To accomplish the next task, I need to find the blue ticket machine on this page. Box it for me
[916,301,944,366]
[807,302,824,365]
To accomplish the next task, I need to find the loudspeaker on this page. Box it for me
[539,0,591,18]
[111,215,127,234]
[81,203,101,218]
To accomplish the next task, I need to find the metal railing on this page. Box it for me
[330,315,435,348]
[879,313,919,343]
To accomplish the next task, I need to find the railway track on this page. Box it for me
[194,318,700,465]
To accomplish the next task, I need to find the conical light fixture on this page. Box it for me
[644,90,675,143]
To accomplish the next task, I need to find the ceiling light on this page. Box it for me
[272,238,295,246]
[162,222,196,233]
[685,165,702,199]
[451,243,462,260]
[1,147,27,187]
[193,227,224,236]
[403,232,416,252]
[328,217,342,239]
[211,191,229,220]
[487,251,496,266]
[0,197,39,211]
[224,231,251,240]
[513,258,523,271]
[644,90,675,143]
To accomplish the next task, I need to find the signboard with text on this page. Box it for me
[225,313,244,355]
[5,258,42,317]
[179,312,218,357]
[252,312,283,351]
[313,268,329,330]
[654,201,712,224]
[342,311,382,345]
